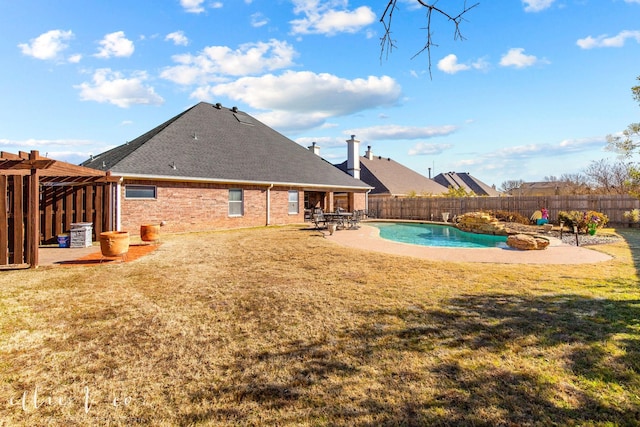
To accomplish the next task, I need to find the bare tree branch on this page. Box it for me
[380,0,480,78]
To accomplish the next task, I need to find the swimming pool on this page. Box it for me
[369,222,508,248]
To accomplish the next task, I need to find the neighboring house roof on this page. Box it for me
[510,181,572,196]
[433,172,501,197]
[82,102,370,190]
[335,155,448,196]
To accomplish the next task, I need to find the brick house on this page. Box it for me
[82,102,371,234]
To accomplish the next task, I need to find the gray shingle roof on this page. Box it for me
[82,102,370,190]
[336,155,448,196]
[433,172,500,196]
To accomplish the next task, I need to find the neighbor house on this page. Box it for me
[433,172,501,197]
[333,144,448,199]
[82,102,371,234]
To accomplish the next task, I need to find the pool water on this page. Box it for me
[369,222,508,248]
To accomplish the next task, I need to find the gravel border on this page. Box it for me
[503,222,622,247]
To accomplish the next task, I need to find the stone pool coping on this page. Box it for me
[325,224,613,264]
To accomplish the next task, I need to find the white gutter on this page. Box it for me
[266,183,273,225]
[115,179,122,231]
[365,188,371,213]
[114,172,372,191]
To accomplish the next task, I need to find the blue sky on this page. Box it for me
[1,0,639,188]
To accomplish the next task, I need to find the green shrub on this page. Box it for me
[558,210,609,233]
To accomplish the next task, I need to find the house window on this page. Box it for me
[288,190,299,214]
[125,185,156,199]
[229,189,243,217]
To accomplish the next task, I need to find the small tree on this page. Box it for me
[444,186,476,197]
[583,158,638,195]
[607,75,640,194]
[499,179,524,194]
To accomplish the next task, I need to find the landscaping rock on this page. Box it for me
[506,234,550,250]
[456,212,508,235]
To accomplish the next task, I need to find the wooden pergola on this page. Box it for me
[1,150,118,269]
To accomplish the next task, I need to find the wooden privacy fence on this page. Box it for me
[1,174,27,268]
[368,195,640,225]
[39,183,114,244]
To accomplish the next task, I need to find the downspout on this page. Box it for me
[266,184,273,225]
[115,179,122,231]
[365,188,371,213]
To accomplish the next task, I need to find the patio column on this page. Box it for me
[27,152,40,268]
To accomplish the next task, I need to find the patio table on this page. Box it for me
[323,212,353,230]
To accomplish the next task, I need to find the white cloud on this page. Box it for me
[252,110,331,132]
[459,137,606,168]
[95,31,134,58]
[576,30,640,49]
[499,48,542,68]
[0,138,107,165]
[75,68,164,108]
[251,12,269,28]
[290,0,376,36]
[160,39,297,84]
[624,0,640,3]
[471,57,490,72]
[205,71,400,114]
[437,54,489,74]
[522,0,555,12]
[349,124,458,141]
[165,31,189,46]
[180,0,205,13]
[408,143,454,156]
[18,29,74,61]
[68,53,82,63]
[193,71,401,131]
[0,137,96,149]
[437,54,470,74]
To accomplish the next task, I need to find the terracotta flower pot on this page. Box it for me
[99,231,130,257]
[140,224,160,242]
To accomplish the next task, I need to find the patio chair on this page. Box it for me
[312,209,327,230]
[347,210,364,229]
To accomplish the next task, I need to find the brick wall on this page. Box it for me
[334,191,368,212]
[120,180,305,235]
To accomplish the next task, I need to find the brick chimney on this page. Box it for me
[346,135,360,179]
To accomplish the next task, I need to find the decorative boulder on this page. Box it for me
[506,234,550,251]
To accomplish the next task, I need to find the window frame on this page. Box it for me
[228,189,244,217]
[124,185,157,200]
[288,190,299,215]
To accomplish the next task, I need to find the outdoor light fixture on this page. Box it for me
[573,225,579,246]
[559,220,564,239]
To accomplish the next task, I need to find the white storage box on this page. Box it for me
[70,222,93,248]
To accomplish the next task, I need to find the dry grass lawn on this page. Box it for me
[1,225,639,426]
